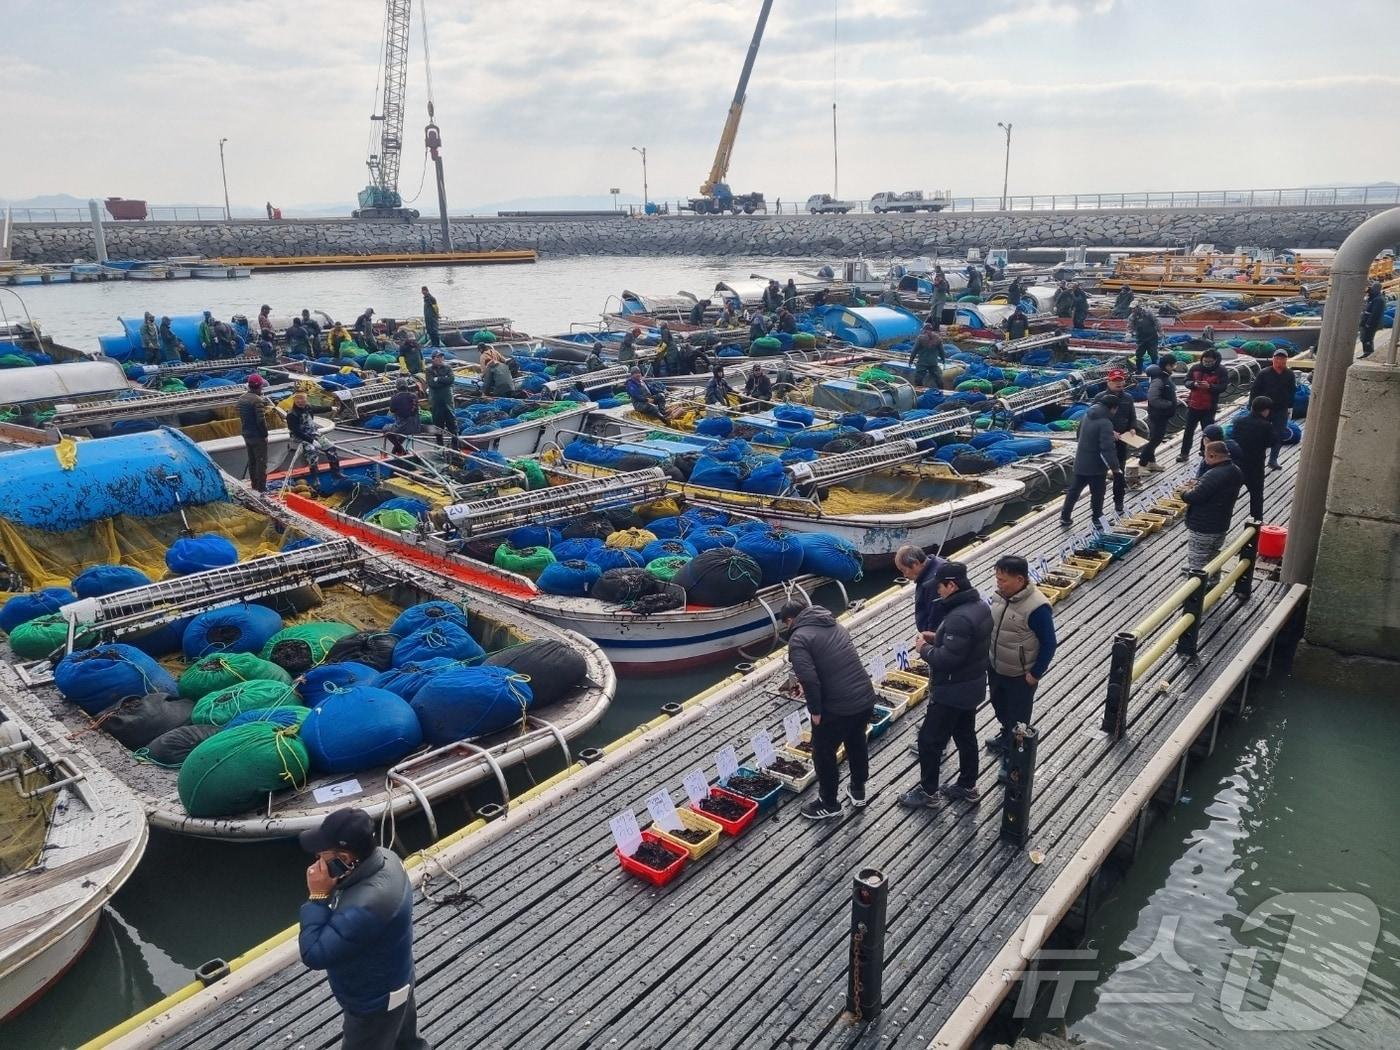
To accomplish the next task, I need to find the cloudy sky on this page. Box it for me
[4,0,1398,210]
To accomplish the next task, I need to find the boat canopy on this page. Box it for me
[953,303,1015,330]
[714,278,771,307]
[619,290,698,315]
[816,305,922,348]
[0,360,130,405]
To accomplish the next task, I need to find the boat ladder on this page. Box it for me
[994,330,1072,356]
[47,385,251,428]
[784,438,925,490]
[442,468,670,536]
[540,365,630,397]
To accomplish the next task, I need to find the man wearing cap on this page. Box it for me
[743,362,772,403]
[899,561,992,807]
[778,600,878,820]
[1249,350,1296,470]
[1060,393,1123,530]
[1104,369,1137,515]
[299,808,428,1050]
[238,375,271,492]
[1177,347,1227,462]
[1231,397,1274,521]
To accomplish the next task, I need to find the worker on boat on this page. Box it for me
[772,355,798,400]
[986,555,1058,781]
[298,808,428,1050]
[328,322,351,360]
[705,365,736,406]
[762,279,784,312]
[1249,349,1296,470]
[618,327,642,366]
[908,323,946,389]
[1005,276,1025,308]
[778,598,878,821]
[1060,393,1123,530]
[395,328,424,376]
[238,374,271,492]
[258,304,275,340]
[211,319,240,358]
[898,561,992,810]
[1104,368,1136,517]
[1177,346,1227,461]
[1052,281,1075,319]
[479,348,523,398]
[655,324,682,376]
[747,311,770,344]
[687,298,712,326]
[775,309,798,335]
[386,377,422,455]
[1070,283,1090,329]
[625,367,669,420]
[1002,304,1029,341]
[257,330,277,366]
[784,278,800,311]
[139,312,160,364]
[156,315,186,363]
[719,302,741,328]
[300,309,323,354]
[582,346,605,373]
[1111,285,1135,318]
[425,351,461,446]
[353,308,376,351]
[1137,361,1177,474]
[421,286,441,347]
[811,287,829,309]
[197,310,215,357]
[1128,303,1160,373]
[744,363,773,403]
[285,317,312,357]
[928,268,951,331]
[286,392,342,485]
[965,266,984,298]
[1180,441,1244,571]
[1360,280,1386,358]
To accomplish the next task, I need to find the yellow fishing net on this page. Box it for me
[0,762,54,877]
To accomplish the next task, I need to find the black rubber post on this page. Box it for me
[1178,570,1208,657]
[845,867,888,1021]
[1236,521,1260,598]
[1102,631,1138,740]
[1000,723,1038,847]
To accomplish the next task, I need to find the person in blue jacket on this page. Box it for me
[300,808,429,1050]
[625,367,669,419]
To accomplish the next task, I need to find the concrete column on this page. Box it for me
[88,198,108,262]
[1304,357,1400,658]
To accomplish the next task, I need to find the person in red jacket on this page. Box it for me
[1176,347,1228,462]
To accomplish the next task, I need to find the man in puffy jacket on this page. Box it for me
[986,555,1057,775]
[1359,280,1385,358]
[238,374,270,491]
[1231,397,1274,521]
[780,601,877,820]
[1138,361,1177,472]
[908,324,946,388]
[1181,441,1243,570]
[300,808,428,1050]
[625,367,668,420]
[1060,394,1124,530]
[1176,347,1228,462]
[704,365,736,406]
[899,562,992,807]
[1249,349,1296,469]
[743,363,772,403]
[1129,304,1160,373]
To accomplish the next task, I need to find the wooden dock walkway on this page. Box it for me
[130,451,1305,1050]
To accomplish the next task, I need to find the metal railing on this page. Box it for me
[5,204,229,223]
[1102,521,1261,741]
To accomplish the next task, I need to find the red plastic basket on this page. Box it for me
[616,830,688,887]
[689,785,759,836]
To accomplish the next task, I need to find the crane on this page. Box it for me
[354,0,420,220]
[686,0,773,216]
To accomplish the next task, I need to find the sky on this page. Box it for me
[3,0,1399,212]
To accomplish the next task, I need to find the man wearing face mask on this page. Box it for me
[299,808,429,1050]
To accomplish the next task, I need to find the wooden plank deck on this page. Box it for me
[154,449,1302,1050]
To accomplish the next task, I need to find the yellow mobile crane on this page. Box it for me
[685,0,773,215]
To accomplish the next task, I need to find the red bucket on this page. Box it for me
[1259,524,1287,559]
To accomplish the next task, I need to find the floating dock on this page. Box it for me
[97,450,1305,1050]
[214,250,537,272]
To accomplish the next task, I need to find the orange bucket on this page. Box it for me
[1259,524,1287,559]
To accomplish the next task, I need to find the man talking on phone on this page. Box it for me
[299,808,429,1050]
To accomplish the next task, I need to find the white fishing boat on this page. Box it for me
[0,430,615,841]
[190,265,230,279]
[0,701,147,1020]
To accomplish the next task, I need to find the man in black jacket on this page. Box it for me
[1104,369,1137,515]
[895,544,947,639]
[899,562,993,807]
[1060,394,1124,529]
[1138,362,1177,471]
[1181,441,1243,570]
[1359,281,1385,358]
[1231,397,1274,521]
[1250,349,1296,469]
[1129,304,1160,373]
[1111,285,1135,318]
[780,601,878,821]
[238,374,270,491]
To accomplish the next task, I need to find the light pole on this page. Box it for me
[218,137,231,221]
[631,146,648,215]
[997,122,1012,211]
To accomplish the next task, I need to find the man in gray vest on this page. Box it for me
[985,556,1058,780]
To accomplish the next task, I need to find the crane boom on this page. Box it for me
[700,0,773,196]
[358,0,413,215]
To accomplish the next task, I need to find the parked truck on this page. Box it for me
[806,193,855,214]
[869,190,952,214]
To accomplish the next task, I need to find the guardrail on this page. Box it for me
[1101,521,1261,741]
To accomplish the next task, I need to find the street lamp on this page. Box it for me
[631,145,648,216]
[997,122,1012,211]
[218,137,231,221]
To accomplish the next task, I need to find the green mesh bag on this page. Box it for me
[510,459,547,491]
[191,680,302,727]
[646,555,691,581]
[365,508,419,532]
[493,544,556,579]
[177,722,310,818]
[178,652,293,700]
[9,614,99,660]
[260,622,356,675]
[362,352,395,372]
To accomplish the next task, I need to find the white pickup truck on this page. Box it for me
[870,190,951,214]
[806,193,855,214]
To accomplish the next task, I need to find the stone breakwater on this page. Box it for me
[12,206,1389,263]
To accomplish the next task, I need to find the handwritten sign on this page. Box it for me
[683,768,710,806]
[751,729,777,769]
[782,710,805,748]
[312,779,363,805]
[867,653,887,684]
[716,744,739,783]
[894,643,911,671]
[609,809,642,856]
[645,789,683,832]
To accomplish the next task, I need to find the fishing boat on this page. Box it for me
[0,699,147,1020]
[0,429,614,841]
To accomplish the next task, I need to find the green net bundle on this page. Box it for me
[493,544,556,579]
[177,722,310,818]
[179,652,293,700]
[509,459,548,490]
[191,680,302,727]
[260,622,357,674]
[365,508,419,532]
[646,555,691,581]
[9,614,99,660]
[858,367,899,384]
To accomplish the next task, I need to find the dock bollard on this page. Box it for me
[844,867,888,1022]
[999,723,1038,848]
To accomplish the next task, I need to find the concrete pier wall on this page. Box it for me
[10,205,1391,263]
[1306,357,1400,658]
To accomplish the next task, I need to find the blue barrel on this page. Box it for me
[0,429,227,531]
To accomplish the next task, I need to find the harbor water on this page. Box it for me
[3,259,1398,1049]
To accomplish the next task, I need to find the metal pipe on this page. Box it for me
[1131,613,1195,681]
[1284,206,1400,586]
[1203,558,1251,612]
[1203,525,1256,576]
[1129,577,1200,639]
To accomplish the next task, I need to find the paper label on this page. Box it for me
[868,653,887,684]
[782,710,804,748]
[312,779,363,804]
[894,644,911,671]
[609,809,642,856]
[683,768,710,806]
[751,729,777,769]
[716,744,740,782]
[645,790,683,832]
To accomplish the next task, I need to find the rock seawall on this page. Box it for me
[12,206,1388,263]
